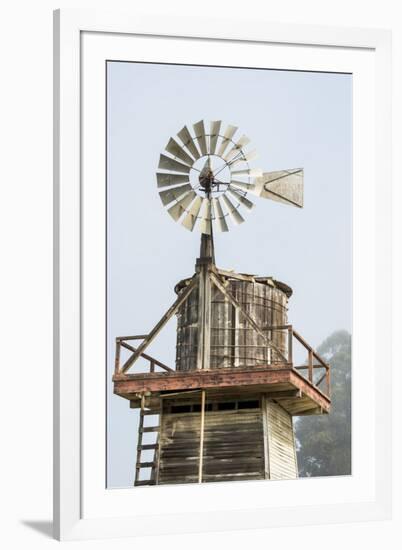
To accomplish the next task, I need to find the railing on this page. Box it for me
[114,325,330,398]
[114,335,173,376]
[273,325,331,398]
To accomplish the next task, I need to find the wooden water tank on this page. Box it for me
[175,272,292,371]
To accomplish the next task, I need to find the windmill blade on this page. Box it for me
[209,121,221,155]
[231,168,263,178]
[159,184,192,206]
[227,188,255,210]
[177,125,201,160]
[211,198,229,233]
[217,124,238,157]
[229,148,258,167]
[165,138,195,166]
[198,198,212,235]
[221,194,245,225]
[193,120,208,156]
[158,154,191,174]
[181,195,203,231]
[167,191,196,221]
[156,173,189,188]
[223,135,251,162]
[255,169,304,208]
[230,180,258,195]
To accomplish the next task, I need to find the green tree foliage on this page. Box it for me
[295,330,351,477]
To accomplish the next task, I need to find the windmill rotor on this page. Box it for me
[156,120,304,234]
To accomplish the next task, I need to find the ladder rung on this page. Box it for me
[141,426,160,432]
[136,461,156,469]
[134,480,156,487]
[138,443,158,450]
[141,410,161,416]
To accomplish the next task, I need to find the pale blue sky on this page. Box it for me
[106,61,352,488]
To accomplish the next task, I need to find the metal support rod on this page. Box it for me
[198,389,206,483]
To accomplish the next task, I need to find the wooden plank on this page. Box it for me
[196,266,205,370]
[136,461,156,468]
[289,369,330,408]
[261,395,269,479]
[266,401,298,480]
[155,400,163,485]
[115,367,330,413]
[114,341,121,375]
[308,349,313,383]
[292,328,329,369]
[116,335,149,342]
[216,268,256,282]
[265,389,301,399]
[115,367,293,394]
[138,443,158,450]
[210,272,288,363]
[196,265,211,371]
[198,390,206,483]
[120,341,173,372]
[158,405,265,485]
[134,406,145,486]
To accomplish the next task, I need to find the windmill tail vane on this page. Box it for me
[156,119,304,238]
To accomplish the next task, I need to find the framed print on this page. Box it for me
[53,9,392,541]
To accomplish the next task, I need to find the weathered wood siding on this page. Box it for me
[175,275,290,371]
[158,405,265,485]
[156,395,297,485]
[175,285,199,372]
[158,412,200,484]
[202,409,265,482]
[265,400,298,480]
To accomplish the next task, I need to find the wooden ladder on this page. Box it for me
[134,403,161,487]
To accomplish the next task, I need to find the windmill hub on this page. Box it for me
[198,168,214,191]
[194,155,230,198]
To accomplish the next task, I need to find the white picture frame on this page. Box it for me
[53,8,392,541]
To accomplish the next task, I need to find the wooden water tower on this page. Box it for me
[113,120,331,486]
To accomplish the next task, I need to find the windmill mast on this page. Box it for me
[196,156,215,370]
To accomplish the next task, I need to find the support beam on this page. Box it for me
[121,276,198,373]
[198,390,206,483]
[210,271,288,363]
[119,341,173,372]
[196,261,211,370]
[114,366,331,412]
[261,395,269,479]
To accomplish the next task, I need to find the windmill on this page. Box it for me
[157,120,303,236]
[113,120,330,486]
